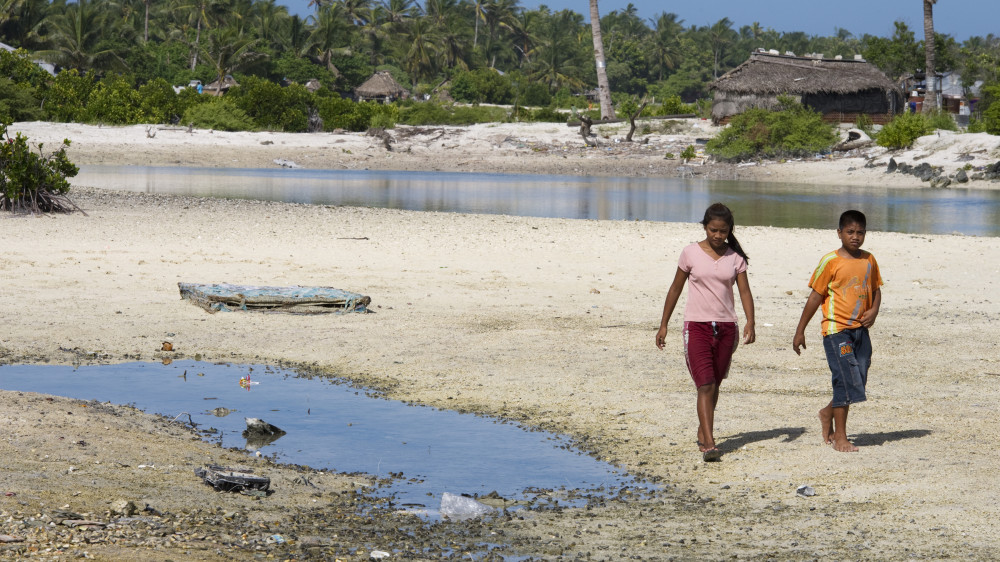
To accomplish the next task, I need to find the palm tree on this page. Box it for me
[922,0,938,112]
[708,17,735,78]
[305,3,352,72]
[589,0,613,119]
[200,26,265,94]
[529,9,586,92]
[36,0,127,71]
[648,12,683,80]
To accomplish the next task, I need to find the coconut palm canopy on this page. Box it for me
[711,51,904,123]
[355,71,408,101]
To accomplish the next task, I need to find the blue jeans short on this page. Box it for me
[822,327,871,407]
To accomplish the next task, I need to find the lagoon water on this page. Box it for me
[76,166,1000,237]
[0,361,650,513]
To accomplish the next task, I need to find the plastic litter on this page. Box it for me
[439,492,493,519]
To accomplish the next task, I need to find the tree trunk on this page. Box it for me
[589,0,614,120]
[922,0,938,112]
[624,99,648,142]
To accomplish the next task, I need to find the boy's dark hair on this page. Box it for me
[839,210,867,229]
[701,202,749,262]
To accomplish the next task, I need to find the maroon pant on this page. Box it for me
[683,321,738,387]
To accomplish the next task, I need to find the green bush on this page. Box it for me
[227,76,312,132]
[706,97,837,161]
[526,106,568,123]
[681,145,697,159]
[315,96,397,131]
[85,75,145,124]
[521,82,552,106]
[926,110,958,132]
[137,78,180,124]
[655,95,693,116]
[397,102,506,126]
[876,112,932,149]
[0,121,79,214]
[0,77,44,122]
[449,69,514,105]
[182,99,256,131]
[972,84,1000,135]
[397,101,453,125]
[45,70,95,123]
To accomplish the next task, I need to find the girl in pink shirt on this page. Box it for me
[656,203,756,462]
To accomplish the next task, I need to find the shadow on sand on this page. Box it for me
[718,427,806,453]
[852,429,932,447]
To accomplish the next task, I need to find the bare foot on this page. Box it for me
[832,436,859,452]
[818,408,834,445]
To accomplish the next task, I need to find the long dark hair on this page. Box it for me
[701,202,749,262]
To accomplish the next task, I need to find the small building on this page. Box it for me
[711,51,904,125]
[204,74,239,95]
[354,71,408,103]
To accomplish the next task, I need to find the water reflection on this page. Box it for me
[75,166,1000,236]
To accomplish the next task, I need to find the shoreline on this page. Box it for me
[12,120,1000,190]
[3,121,1000,559]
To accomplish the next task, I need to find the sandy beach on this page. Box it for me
[3,120,1000,560]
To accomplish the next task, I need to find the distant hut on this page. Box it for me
[354,71,408,103]
[204,74,239,96]
[711,51,904,125]
[304,79,323,93]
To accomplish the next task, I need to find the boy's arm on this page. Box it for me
[656,267,689,349]
[736,270,755,344]
[860,287,881,328]
[792,289,825,355]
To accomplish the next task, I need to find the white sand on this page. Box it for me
[3,120,1000,557]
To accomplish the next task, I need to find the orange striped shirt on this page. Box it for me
[808,250,883,336]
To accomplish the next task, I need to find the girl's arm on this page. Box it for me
[656,267,689,349]
[736,270,755,344]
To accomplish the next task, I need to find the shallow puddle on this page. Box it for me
[0,361,652,515]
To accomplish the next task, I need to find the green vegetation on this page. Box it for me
[876,110,957,149]
[0,121,79,214]
[705,97,837,161]
[0,2,996,133]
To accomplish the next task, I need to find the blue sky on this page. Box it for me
[280,0,993,42]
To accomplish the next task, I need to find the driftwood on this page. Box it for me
[566,113,697,127]
[579,116,597,147]
[367,127,394,150]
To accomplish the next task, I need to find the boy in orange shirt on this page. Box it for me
[792,210,882,452]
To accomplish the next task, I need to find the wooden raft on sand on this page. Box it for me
[178,282,371,314]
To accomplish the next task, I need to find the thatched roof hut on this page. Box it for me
[354,71,408,102]
[711,51,904,124]
[204,74,239,95]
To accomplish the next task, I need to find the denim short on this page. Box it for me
[822,327,872,407]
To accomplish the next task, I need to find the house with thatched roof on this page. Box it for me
[354,71,408,102]
[711,51,904,125]
[204,74,239,95]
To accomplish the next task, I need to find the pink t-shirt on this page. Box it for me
[677,243,747,322]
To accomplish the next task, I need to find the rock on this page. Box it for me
[919,169,934,182]
[933,177,952,188]
[885,157,897,173]
[796,485,816,497]
[111,499,139,517]
[955,169,969,183]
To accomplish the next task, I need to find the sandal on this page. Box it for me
[702,448,722,462]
